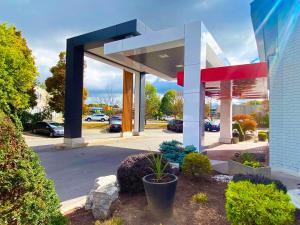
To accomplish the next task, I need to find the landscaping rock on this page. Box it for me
[212,174,233,183]
[85,175,119,220]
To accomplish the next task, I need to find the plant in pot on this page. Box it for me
[143,154,178,217]
[232,129,240,144]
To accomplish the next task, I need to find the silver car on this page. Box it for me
[85,114,109,122]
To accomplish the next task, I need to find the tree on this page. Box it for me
[160,90,176,116]
[27,86,38,109]
[0,23,38,114]
[145,82,160,123]
[233,114,257,132]
[96,85,121,107]
[82,88,89,115]
[45,52,88,114]
[172,92,183,119]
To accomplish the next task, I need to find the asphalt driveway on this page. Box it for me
[34,144,146,202]
[25,129,219,202]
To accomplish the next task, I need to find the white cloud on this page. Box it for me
[84,57,123,95]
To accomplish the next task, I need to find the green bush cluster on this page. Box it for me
[258,131,268,141]
[243,160,261,168]
[226,181,295,225]
[95,217,123,225]
[159,140,196,166]
[182,153,212,178]
[192,192,208,203]
[0,111,66,225]
[234,152,263,168]
[18,108,51,131]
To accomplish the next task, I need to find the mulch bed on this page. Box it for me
[66,175,300,225]
[67,175,228,225]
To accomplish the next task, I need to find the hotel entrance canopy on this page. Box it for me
[100,20,268,100]
[64,19,269,150]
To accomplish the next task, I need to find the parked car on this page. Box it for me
[85,114,109,122]
[32,121,64,137]
[162,115,175,121]
[109,115,122,124]
[109,119,122,132]
[205,120,220,132]
[167,119,183,133]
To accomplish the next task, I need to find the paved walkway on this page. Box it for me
[205,141,269,161]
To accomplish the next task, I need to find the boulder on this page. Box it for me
[85,175,119,219]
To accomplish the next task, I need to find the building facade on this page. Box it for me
[251,0,300,175]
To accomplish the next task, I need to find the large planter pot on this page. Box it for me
[232,137,239,144]
[228,160,271,177]
[143,173,177,217]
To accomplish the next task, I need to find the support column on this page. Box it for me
[183,22,206,151]
[63,42,85,148]
[122,70,133,137]
[133,72,145,136]
[219,80,232,144]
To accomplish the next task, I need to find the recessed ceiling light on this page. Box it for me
[176,64,183,68]
[158,54,169,58]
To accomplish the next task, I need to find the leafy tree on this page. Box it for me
[172,92,183,119]
[27,86,38,109]
[145,82,160,123]
[247,100,263,105]
[45,52,88,114]
[45,52,66,113]
[0,23,38,114]
[82,88,89,115]
[205,103,210,118]
[160,90,176,116]
[233,114,257,132]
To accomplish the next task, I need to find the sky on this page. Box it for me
[0,0,258,104]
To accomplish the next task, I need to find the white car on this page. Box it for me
[85,114,109,122]
[162,115,175,121]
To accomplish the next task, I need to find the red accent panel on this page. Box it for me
[201,62,268,82]
[177,70,184,86]
[176,62,268,86]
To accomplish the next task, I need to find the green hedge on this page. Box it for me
[18,108,51,131]
[182,153,212,178]
[0,111,67,225]
[258,131,268,141]
[226,181,295,225]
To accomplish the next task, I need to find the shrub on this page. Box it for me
[233,114,257,133]
[233,114,254,121]
[241,119,257,132]
[117,153,171,193]
[233,152,266,164]
[95,217,123,225]
[18,107,52,131]
[232,123,245,141]
[192,192,208,203]
[243,160,261,168]
[0,111,66,225]
[159,140,196,166]
[240,152,255,162]
[232,174,287,193]
[258,131,268,141]
[182,153,212,178]
[226,181,295,225]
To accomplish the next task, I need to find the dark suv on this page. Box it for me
[167,119,183,133]
[32,121,64,137]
